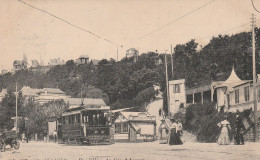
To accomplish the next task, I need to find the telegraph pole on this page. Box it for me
[252,14,258,142]
[165,53,170,116]
[15,82,18,135]
[170,45,174,79]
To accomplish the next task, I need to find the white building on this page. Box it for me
[213,67,259,113]
[113,112,156,142]
[168,79,186,115]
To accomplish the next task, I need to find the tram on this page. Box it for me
[60,104,113,145]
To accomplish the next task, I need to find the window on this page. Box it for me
[235,89,239,104]
[244,86,249,102]
[123,122,128,133]
[115,123,121,133]
[174,84,180,93]
[227,94,230,106]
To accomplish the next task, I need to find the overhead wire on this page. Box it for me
[16,0,123,47]
[251,0,260,13]
[126,0,216,45]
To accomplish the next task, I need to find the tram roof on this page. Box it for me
[62,105,110,116]
[65,98,106,107]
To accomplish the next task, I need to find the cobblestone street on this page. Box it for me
[1,141,260,160]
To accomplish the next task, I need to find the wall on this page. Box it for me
[169,79,186,115]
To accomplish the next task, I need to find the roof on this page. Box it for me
[41,88,65,94]
[21,86,41,96]
[214,67,248,91]
[129,122,141,133]
[120,112,155,122]
[65,98,106,107]
[0,89,7,97]
[120,112,148,119]
[79,54,89,59]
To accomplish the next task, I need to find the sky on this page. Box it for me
[0,0,260,70]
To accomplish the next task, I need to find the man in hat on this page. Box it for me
[234,113,245,145]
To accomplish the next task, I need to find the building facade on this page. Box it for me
[168,79,186,115]
[113,112,156,142]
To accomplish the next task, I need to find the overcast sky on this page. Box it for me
[0,0,260,70]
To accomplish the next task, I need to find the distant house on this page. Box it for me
[13,60,27,72]
[31,60,40,68]
[20,86,69,104]
[1,69,8,75]
[29,65,52,74]
[35,88,69,104]
[48,58,65,66]
[126,48,139,62]
[90,59,100,66]
[113,112,156,142]
[21,86,41,101]
[0,89,7,102]
[76,54,89,65]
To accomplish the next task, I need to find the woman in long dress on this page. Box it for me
[168,119,178,145]
[217,118,231,145]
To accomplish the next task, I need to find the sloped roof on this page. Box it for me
[121,112,149,119]
[129,122,141,133]
[0,89,7,97]
[41,88,65,94]
[65,98,106,107]
[79,54,89,59]
[214,67,249,91]
[21,86,41,96]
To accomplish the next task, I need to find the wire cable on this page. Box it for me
[17,0,122,46]
[127,0,216,45]
[251,0,260,13]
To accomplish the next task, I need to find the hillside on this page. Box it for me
[1,28,260,112]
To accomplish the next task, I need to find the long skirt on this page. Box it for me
[217,127,230,145]
[169,128,178,145]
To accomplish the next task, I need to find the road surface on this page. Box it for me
[1,141,260,160]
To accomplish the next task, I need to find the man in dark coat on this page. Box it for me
[234,114,246,145]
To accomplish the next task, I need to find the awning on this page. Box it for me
[62,110,81,116]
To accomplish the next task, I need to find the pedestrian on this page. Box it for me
[176,120,183,145]
[168,118,178,145]
[217,116,231,145]
[26,131,30,143]
[234,113,245,145]
[22,132,26,143]
[53,130,57,143]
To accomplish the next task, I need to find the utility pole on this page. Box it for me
[165,53,170,116]
[15,82,18,135]
[252,14,258,142]
[170,45,174,79]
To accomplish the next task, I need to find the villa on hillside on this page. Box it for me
[75,54,89,65]
[20,86,70,104]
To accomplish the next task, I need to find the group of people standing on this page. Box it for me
[217,113,246,145]
[168,119,183,145]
